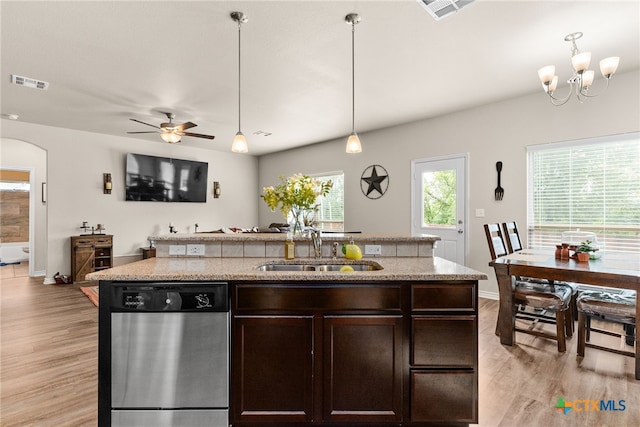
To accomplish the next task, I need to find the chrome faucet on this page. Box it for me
[311,230,322,259]
[194,223,199,233]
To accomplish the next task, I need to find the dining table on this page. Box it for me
[490,249,640,379]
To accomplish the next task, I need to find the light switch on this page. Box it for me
[475,208,485,218]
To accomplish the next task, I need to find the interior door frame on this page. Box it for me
[410,153,468,265]
[0,166,36,276]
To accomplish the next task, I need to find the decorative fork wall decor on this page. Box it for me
[495,161,504,200]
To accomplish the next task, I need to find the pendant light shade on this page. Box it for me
[231,131,248,153]
[231,12,248,153]
[346,132,362,154]
[345,13,362,154]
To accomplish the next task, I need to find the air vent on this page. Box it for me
[253,130,272,137]
[11,74,49,90]
[416,0,476,21]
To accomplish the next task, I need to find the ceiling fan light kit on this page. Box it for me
[128,112,215,143]
[537,32,620,106]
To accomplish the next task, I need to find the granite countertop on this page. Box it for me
[150,232,441,243]
[86,256,487,282]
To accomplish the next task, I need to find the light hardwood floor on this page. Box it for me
[1,271,639,426]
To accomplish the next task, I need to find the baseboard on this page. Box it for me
[479,290,499,300]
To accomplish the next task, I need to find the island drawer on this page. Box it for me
[411,283,475,311]
[411,315,477,367]
[410,370,477,423]
[234,284,402,311]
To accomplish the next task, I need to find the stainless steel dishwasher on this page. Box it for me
[108,282,229,427]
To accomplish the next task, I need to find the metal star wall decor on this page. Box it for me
[360,164,389,199]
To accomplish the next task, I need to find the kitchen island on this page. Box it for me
[89,234,487,427]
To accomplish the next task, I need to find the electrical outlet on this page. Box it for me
[475,208,485,218]
[169,244,186,256]
[364,244,382,255]
[186,244,205,256]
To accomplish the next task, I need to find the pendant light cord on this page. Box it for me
[351,22,355,134]
[237,20,242,133]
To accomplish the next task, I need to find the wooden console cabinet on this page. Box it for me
[70,235,113,283]
[231,280,478,427]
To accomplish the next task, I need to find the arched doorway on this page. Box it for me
[0,138,47,278]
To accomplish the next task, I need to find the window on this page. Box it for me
[313,172,344,232]
[527,133,640,253]
[422,169,456,227]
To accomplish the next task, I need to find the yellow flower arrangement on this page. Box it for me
[261,174,333,233]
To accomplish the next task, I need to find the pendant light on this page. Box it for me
[345,13,362,154]
[231,12,249,153]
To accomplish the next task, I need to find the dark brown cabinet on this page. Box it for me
[410,284,478,424]
[323,315,402,423]
[233,315,314,423]
[70,235,113,283]
[231,281,478,426]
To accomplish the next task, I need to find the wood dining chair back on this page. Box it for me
[484,223,573,352]
[502,221,524,253]
[484,223,508,260]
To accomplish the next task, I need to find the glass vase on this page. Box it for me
[289,206,305,237]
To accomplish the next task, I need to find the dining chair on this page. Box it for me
[484,223,573,352]
[502,221,579,325]
[577,289,636,358]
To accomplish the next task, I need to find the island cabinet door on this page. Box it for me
[231,315,314,424]
[322,315,403,423]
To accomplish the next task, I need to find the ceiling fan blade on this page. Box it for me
[130,118,161,129]
[127,131,159,134]
[174,121,197,132]
[181,131,215,140]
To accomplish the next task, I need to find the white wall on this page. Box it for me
[0,138,47,274]
[1,121,259,281]
[258,70,640,297]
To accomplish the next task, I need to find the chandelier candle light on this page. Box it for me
[538,32,619,106]
[261,174,333,236]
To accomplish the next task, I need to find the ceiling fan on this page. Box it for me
[127,112,215,143]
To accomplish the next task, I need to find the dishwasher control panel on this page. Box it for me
[110,282,228,312]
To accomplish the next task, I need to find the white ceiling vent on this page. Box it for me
[11,74,49,90]
[416,0,476,21]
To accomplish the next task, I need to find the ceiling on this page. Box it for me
[1,1,639,156]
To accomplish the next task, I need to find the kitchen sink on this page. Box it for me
[256,261,383,272]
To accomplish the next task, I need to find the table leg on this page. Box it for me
[493,263,515,346]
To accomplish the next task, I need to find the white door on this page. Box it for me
[411,154,467,265]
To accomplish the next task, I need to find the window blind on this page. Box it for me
[527,133,640,253]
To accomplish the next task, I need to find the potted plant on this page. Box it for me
[575,239,598,262]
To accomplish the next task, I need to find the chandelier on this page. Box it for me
[537,32,619,106]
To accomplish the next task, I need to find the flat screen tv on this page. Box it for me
[125,153,208,202]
